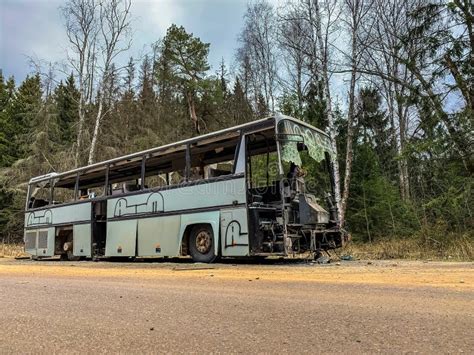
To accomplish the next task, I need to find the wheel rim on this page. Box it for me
[195,230,212,254]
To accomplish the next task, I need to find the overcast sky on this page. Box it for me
[0,0,248,83]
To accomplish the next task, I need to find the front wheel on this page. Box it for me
[189,225,217,263]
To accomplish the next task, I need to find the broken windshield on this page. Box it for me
[277,119,334,166]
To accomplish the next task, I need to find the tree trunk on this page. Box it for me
[186,91,199,134]
[313,0,342,220]
[88,92,104,165]
[396,93,410,201]
[340,51,358,227]
[340,0,361,226]
[362,184,371,243]
[74,86,86,167]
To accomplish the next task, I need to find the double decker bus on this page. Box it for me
[24,114,347,262]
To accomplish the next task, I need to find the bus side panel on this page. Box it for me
[24,230,37,256]
[137,215,181,257]
[106,193,164,219]
[163,177,246,212]
[105,178,246,220]
[220,207,249,257]
[36,228,55,257]
[23,228,54,257]
[51,203,92,225]
[105,220,137,257]
[179,211,220,255]
[24,203,92,258]
[25,203,91,229]
[73,224,92,257]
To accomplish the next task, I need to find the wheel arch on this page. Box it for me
[178,211,220,256]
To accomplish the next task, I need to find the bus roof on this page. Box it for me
[29,114,328,186]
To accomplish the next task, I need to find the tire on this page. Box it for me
[62,242,80,261]
[67,250,81,261]
[188,225,217,263]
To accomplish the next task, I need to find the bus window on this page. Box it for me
[52,186,75,205]
[188,139,238,181]
[170,171,185,184]
[111,180,141,195]
[299,149,332,208]
[144,174,167,189]
[248,151,279,188]
[28,183,50,209]
[204,161,234,179]
[144,147,187,188]
[77,169,106,199]
[246,132,279,189]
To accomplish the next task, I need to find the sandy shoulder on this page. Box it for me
[0,258,472,290]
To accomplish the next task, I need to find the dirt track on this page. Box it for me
[0,258,472,353]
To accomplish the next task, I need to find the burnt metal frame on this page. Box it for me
[27,116,332,212]
[30,117,277,187]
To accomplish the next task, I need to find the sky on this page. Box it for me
[0,0,248,83]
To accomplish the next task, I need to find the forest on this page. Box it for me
[0,0,472,258]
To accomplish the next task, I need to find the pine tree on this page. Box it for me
[0,72,16,167]
[7,74,43,160]
[356,87,395,174]
[303,79,327,129]
[256,92,269,117]
[231,77,253,124]
[161,24,211,134]
[218,58,228,100]
[54,74,79,145]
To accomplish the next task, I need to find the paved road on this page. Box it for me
[0,259,472,353]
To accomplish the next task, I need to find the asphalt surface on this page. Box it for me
[0,258,472,353]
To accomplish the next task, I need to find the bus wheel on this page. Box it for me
[63,242,80,261]
[189,225,216,263]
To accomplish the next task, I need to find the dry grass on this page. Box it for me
[2,234,473,261]
[342,235,473,261]
[0,243,27,258]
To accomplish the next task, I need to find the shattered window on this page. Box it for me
[277,120,334,164]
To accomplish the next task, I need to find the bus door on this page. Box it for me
[245,133,284,254]
[92,199,107,257]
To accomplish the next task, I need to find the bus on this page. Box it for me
[24,114,348,262]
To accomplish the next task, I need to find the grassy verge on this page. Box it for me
[1,236,473,261]
[341,235,473,261]
[0,243,27,258]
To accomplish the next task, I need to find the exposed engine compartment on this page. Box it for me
[248,187,346,257]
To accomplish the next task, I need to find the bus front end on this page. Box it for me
[275,118,348,257]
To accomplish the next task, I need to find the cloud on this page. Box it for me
[0,0,66,80]
[0,0,247,83]
[130,0,246,71]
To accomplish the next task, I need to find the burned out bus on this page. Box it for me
[24,114,347,262]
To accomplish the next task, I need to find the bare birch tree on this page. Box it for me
[356,0,418,201]
[62,0,99,167]
[88,0,132,165]
[238,0,278,112]
[339,0,374,226]
[278,6,311,113]
[359,0,472,182]
[278,0,343,219]
[296,0,343,219]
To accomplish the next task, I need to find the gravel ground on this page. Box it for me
[0,258,472,354]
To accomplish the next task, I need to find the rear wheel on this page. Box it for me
[189,225,216,263]
[62,242,81,261]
